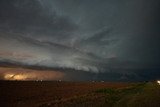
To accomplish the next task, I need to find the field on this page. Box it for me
[0,81,160,107]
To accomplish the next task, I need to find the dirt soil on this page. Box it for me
[0,81,130,107]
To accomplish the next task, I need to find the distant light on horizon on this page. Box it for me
[157,80,160,85]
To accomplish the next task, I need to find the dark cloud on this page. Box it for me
[0,0,78,44]
[0,31,106,73]
[0,0,160,81]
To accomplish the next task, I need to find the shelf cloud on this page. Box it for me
[0,0,160,81]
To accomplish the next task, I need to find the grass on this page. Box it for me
[94,82,160,107]
[38,82,160,107]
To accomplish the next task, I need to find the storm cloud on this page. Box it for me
[0,0,160,81]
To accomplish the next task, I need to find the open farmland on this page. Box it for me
[0,81,160,107]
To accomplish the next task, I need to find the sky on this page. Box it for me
[0,0,160,81]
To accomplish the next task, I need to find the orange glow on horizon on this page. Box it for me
[0,67,65,81]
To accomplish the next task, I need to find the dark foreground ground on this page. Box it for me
[0,81,160,107]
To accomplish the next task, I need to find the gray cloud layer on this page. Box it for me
[0,0,160,81]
